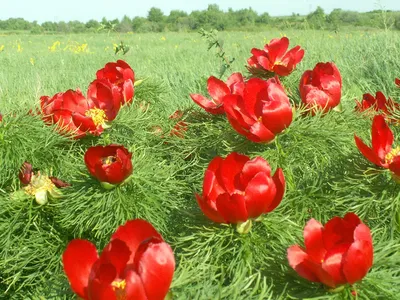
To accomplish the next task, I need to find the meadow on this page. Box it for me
[0,29,400,299]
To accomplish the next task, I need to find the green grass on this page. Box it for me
[0,29,400,299]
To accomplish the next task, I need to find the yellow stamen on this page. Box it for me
[102,156,116,165]
[24,174,56,196]
[112,280,127,299]
[385,146,400,164]
[85,108,107,126]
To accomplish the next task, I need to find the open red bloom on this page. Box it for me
[223,77,292,143]
[63,219,175,300]
[84,145,133,185]
[92,60,135,105]
[300,62,342,114]
[190,73,245,114]
[40,89,116,139]
[196,152,285,227]
[355,91,399,122]
[287,212,373,288]
[354,114,400,178]
[247,37,304,77]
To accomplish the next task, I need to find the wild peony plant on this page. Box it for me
[89,60,135,105]
[287,212,373,290]
[355,91,399,123]
[223,76,293,143]
[63,219,175,300]
[300,62,342,114]
[354,114,400,181]
[40,87,120,139]
[84,145,133,188]
[196,152,285,233]
[247,36,304,78]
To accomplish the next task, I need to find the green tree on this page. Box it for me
[148,7,165,23]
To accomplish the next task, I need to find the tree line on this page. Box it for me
[1,5,400,34]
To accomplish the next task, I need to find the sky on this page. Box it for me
[1,0,399,23]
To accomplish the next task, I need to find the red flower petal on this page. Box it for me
[321,244,349,286]
[124,270,147,300]
[354,134,383,167]
[19,161,33,185]
[395,78,400,88]
[63,239,99,298]
[265,168,285,213]
[195,193,225,223]
[219,152,249,194]
[303,218,325,262]
[342,239,373,284]
[389,156,400,177]
[240,156,272,186]
[133,238,175,300]
[216,193,248,223]
[244,172,275,218]
[111,219,162,265]
[99,239,131,278]
[189,93,224,114]
[287,245,320,282]
[207,76,230,104]
[371,114,393,161]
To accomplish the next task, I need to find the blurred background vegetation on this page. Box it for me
[0,4,400,34]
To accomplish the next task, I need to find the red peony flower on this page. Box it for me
[63,219,175,300]
[40,89,114,139]
[247,37,304,77]
[92,60,135,105]
[354,114,400,179]
[223,76,293,143]
[300,62,342,114]
[355,91,399,122]
[84,145,133,185]
[287,212,373,288]
[196,152,285,233]
[395,78,400,88]
[0,113,2,122]
[190,73,245,114]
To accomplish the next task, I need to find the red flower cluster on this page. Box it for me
[288,213,373,288]
[224,77,293,143]
[355,91,399,122]
[40,60,135,139]
[190,73,244,114]
[300,62,342,114]
[354,114,400,179]
[196,152,285,232]
[63,219,175,300]
[247,37,304,77]
[84,145,133,186]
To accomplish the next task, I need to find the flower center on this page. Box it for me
[24,173,56,196]
[385,146,400,164]
[102,156,116,165]
[112,280,126,300]
[85,108,107,126]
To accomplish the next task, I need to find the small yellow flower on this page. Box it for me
[17,43,23,52]
[49,41,61,52]
[161,36,166,41]
[0,45,4,52]
[30,58,35,66]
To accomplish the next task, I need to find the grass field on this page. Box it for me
[0,29,400,299]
